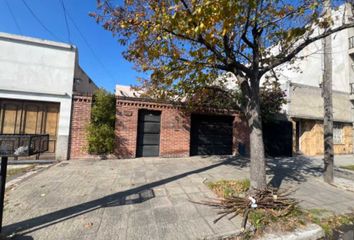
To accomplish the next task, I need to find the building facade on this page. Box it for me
[276,4,354,155]
[0,32,97,160]
[114,85,250,158]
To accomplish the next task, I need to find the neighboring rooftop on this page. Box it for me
[0,32,75,51]
[115,85,142,97]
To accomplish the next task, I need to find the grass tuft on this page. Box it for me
[207,179,250,198]
[7,165,36,178]
[306,209,354,236]
[340,165,354,171]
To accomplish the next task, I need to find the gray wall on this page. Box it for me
[74,65,98,95]
[288,83,352,123]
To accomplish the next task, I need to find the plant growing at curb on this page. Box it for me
[205,180,354,239]
[340,165,354,171]
[307,209,354,237]
[86,89,116,156]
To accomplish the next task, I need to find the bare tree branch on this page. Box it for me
[262,22,354,74]
[176,57,231,71]
[241,6,254,49]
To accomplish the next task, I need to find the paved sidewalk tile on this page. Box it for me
[3,156,354,239]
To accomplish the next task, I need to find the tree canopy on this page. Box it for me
[92,0,354,189]
[92,0,352,105]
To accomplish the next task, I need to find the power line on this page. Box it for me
[66,11,116,82]
[21,0,61,41]
[59,0,71,43]
[4,0,22,34]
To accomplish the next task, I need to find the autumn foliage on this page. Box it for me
[92,0,354,189]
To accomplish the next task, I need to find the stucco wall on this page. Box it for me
[0,33,76,94]
[288,83,353,122]
[276,30,351,93]
[274,4,353,93]
[0,32,77,160]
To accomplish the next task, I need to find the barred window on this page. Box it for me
[333,123,343,144]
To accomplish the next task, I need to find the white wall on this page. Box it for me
[0,33,76,94]
[275,4,353,93]
[0,32,77,160]
[276,29,351,93]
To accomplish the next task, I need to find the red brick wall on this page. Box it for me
[69,95,92,159]
[233,115,250,155]
[115,99,190,158]
[116,97,250,158]
[115,100,139,158]
[159,108,190,157]
[69,96,250,160]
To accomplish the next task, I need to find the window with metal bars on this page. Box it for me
[333,123,344,144]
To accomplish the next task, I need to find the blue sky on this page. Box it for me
[0,0,140,92]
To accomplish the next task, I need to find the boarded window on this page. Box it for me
[333,123,343,144]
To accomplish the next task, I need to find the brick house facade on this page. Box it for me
[115,97,250,159]
[69,94,250,159]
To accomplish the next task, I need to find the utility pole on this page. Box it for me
[323,0,334,184]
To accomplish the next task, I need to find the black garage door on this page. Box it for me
[136,110,161,157]
[190,114,233,155]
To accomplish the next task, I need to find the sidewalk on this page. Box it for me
[311,154,354,167]
[2,156,354,239]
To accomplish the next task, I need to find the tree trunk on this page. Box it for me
[323,0,334,184]
[247,89,267,190]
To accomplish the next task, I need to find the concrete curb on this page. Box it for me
[204,224,324,240]
[5,164,53,189]
[8,160,57,165]
[203,230,242,240]
[333,177,354,193]
[261,224,324,240]
[335,167,354,181]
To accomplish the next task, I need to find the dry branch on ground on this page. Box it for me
[193,187,299,230]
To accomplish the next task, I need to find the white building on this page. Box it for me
[275,4,354,155]
[0,32,97,160]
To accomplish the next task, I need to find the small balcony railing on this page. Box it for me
[350,83,354,95]
[0,134,49,157]
[349,36,354,49]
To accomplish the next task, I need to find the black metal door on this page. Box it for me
[190,114,233,155]
[136,110,161,157]
[263,120,293,157]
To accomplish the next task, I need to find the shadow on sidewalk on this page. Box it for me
[4,155,324,237]
[4,156,238,236]
[267,155,323,188]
